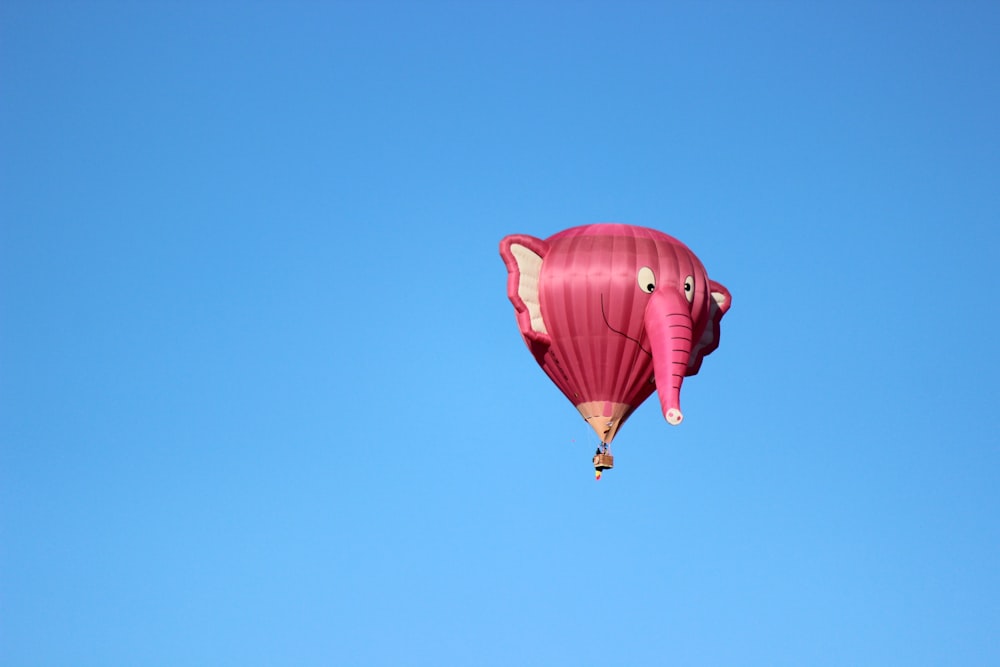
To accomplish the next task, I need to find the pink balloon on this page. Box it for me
[500,223,731,443]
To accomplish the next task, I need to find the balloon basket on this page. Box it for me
[592,453,614,471]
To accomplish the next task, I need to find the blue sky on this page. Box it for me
[2,2,998,665]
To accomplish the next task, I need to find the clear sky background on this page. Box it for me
[2,2,998,665]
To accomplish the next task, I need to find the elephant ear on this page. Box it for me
[499,234,552,356]
[686,279,731,376]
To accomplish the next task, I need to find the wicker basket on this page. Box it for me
[592,453,614,470]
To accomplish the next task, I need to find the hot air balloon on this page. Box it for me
[500,223,731,474]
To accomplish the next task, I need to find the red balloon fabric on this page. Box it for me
[500,223,731,443]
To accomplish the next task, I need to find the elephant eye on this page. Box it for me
[637,267,656,293]
[683,275,695,302]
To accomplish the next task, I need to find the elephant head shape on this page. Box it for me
[500,223,731,444]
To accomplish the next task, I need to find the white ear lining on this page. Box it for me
[511,243,547,335]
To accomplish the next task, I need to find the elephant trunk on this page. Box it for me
[644,289,693,425]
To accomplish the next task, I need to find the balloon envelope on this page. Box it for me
[500,223,730,443]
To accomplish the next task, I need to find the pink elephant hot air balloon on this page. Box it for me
[500,223,731,445]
